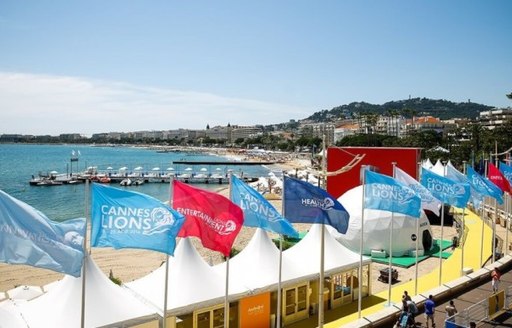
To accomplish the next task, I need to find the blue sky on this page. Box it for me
[1,1,511,136]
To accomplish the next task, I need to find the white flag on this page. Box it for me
[394,166,442,216]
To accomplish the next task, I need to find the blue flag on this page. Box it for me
[91,184,185,256]
[420,169,471,208]
[0,190,85,277]
[499,162,512,186]
[364,170,422,218]
[231,176,299,237]
[466,165,503,205]
[446,163,489,209]
[283,176,349,234]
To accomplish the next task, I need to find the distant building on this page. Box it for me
[334,120,359,142]
[477,108,512,130]
[300,123,335,145]
[230,126,262,142]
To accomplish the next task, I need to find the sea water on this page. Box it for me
[0,144,269,222]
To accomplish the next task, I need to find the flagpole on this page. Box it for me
[461,161,467,276]
[163,175,175,328]
[318,134,327,328]
[387,162,396,306]
[493,198,497,263]
[277,177,286,328]
[358,165,366,319]
[414,162,421,296]
[480,203,485,267]
[506,193,510,257]
[80,179,90,328]
[438,162,447,286]
[224,171,233,328]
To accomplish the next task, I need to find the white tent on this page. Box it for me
[431,159,446,176]
[422,158,434,170]
[334,186,434,256]
[19,256,158,328]
[6,285,43,301]
[283,224,370,277]
[125,238,251,316]
[0,300,28,328]
[213,228,303,292]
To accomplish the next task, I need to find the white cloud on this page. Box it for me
[0,72,310,136]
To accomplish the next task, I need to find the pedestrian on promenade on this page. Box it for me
[491,267,501,293]
[424,294,436,328]
[445,300,457,321]
[402,290,411,302]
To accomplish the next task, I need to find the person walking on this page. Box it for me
[402,290,412,302]
[491,267,501,293]
[424,294,436,328]
[445,300,457,322]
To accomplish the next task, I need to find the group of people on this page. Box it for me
[395,292,444,328]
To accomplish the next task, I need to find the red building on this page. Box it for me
[326,147,422,198]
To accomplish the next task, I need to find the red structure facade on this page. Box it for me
[326,147,422,198]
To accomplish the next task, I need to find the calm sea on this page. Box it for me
[0,144,269,222]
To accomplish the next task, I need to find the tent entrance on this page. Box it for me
[422,229,433,251]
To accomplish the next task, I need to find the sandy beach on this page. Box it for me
[0,154,456,296]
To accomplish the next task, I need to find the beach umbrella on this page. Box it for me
[215,167,222,171]
[134,166,143,171]
[200,167,208,172]
[185,167,193,171]
[49,170,58,174]
[119,167,128,171]
[152,167,160,171]
[106,166,113,170]
[166,167,174,171]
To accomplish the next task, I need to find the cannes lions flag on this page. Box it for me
[488,163,512,194]
[91,184,185,256]
[466,165,503,205]
[231,175,298,238]
[420,169,470,208]
[365,170,421,218]
[499,162,512,186]
[0,190,85,277]
[283,176,349,234]
[394,166,442,215]
[173,180,244,257]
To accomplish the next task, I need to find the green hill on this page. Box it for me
[305,97,493,122]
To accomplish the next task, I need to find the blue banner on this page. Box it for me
[364,170,421,218]
[466,165,503,205]
[394,166,442,215]
[283,176,349,234]
[231,176,298,237]
[446,164,489,209]
[420,169,471,208]
[0,189,85,277]
[91,184,185,255]
[500,162,512,187]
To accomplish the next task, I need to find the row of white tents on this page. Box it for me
[1,224,372,328]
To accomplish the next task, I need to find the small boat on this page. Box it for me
[120,178,132,186]
[98,177,111,183]
[36,179,64,186]
[133,179,144,186]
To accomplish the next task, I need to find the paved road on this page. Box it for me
[406,262,512,328]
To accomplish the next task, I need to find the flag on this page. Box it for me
[500,162,512,187]
[488,163,511,194]
[420,169,471,208]
[283,176,349,234]
[231,175,298,238]
[0,190,85,277]
[364,170,422,218]
[173,180,244,257]
[446,163,486,209]
[466,165,503,205]
[394,166,442,215]
[91,184,185,256]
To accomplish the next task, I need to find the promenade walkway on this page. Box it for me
[287,207,496,328]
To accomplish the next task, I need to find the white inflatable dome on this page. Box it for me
[331,185,434,256]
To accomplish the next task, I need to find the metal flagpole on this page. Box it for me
[80,179,90,328]
[492,198,497,263]
[387,162,396,306]
[163,175,175,328]
[461,161,467,276]
[224,172,233,328]
[277,175,286,328]
[438,162,447,286]
[506,193,510,257]
[318,134,327,328]
[480,204,485,267]
[358,165,366,319]
[414,162,421,296]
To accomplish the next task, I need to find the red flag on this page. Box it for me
[488,163,511,193]
[172,180,244,257]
